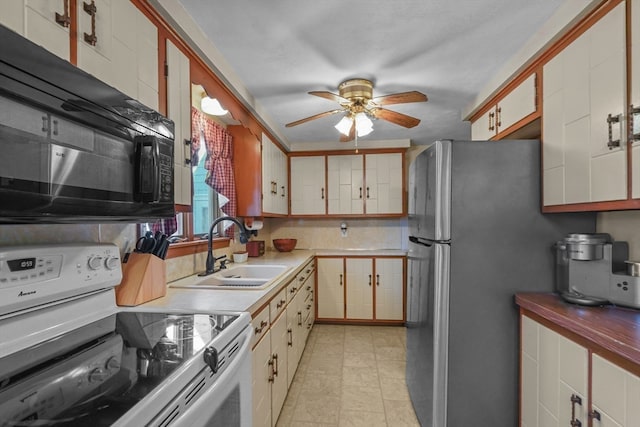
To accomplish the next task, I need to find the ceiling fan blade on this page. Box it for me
[371,108,421,128]
[309,91,350,104]
[285,109,344,127]
[371,91,428,106]
[340,121,356,142]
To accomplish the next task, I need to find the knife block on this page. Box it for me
[115,253,166,306]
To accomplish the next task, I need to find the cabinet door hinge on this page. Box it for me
[164,61,169,78]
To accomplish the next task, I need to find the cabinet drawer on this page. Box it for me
[287,277,303,303]
[269,289,287,323]
[251,307,270,348]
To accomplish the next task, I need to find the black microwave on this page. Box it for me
[0,24,175,223]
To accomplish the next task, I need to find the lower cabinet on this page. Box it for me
[252,259,316,427]
[521,315,640,427]
[316,256,405,323]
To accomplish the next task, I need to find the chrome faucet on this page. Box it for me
[199,216,253,276]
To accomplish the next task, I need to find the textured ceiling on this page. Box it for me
[178,0,565,147]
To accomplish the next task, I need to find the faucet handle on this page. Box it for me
[219,258,229,270]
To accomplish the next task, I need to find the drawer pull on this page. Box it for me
[55,0,71,27]
[83,0,98,46]
[254,320,268,335]
[588,410,601,421]
[287,328,292,346]
[607,113,622,149]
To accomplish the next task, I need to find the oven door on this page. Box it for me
[152,325,253,427]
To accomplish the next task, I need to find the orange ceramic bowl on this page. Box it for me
[273,239,297,252]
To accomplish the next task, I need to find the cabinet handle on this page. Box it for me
[276,299,285,309]
[376,274,380,286]
[83,1,98,46]
[290,286,297,294]
[52,119,59,136]
[55,0,71,27]
[631,104,640,143]
[588,410,601,421]
[321,187,325,199]
[273,353,278,377]
[281,185,285,197]
[607,113,622,149]
[307,304,312,310]
[306,285,311,291]
[254,320,268,335]
[368,274,372,286]
[271,181,277,195]
[339,274,343,286]
[287,328,293,346]
[268,356,275,382]
[359,187,363,199]
[299,276,305,282]
[570,394,582,427]
[488,111,495,131]
[298,311,302,326]
[366,186,370,199]
[41,116,48,133]
[496,107,502,129]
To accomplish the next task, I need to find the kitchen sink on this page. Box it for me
[173,264,289,289]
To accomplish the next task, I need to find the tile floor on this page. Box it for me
[275,324,420,427]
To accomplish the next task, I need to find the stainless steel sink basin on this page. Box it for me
[173,264,289,290]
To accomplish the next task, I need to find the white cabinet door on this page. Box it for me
[252,330,272,427]
[521,316,588,427]
[24,0,71,60]
[270,311,288,427]
[630,0,640,198]
[497,74,537,133]
[365,153,403,214]
[316,258,344,319]
[327,155,363,214]
[345,258,373,320]
[261,135,288,215]
[290,156,326,215]
[542,3,627,206]
[591,354,640,427]
[375,258,403,320]
[77,0,158,109]
[471,107,497,141]
[166,40,191,206]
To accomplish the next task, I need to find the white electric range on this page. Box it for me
[0,244,251,427]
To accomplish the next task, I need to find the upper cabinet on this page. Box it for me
[292,150,405,218]
[76,0,159,110]
[631,0,640,198]
[166,40,192,206]
[471,73,538,141]
[290,156,326,216]
[542,2,627,208]
[261,134,288,216]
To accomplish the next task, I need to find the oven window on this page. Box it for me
[206,384,241,426]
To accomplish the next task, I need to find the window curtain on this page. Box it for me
[191,107,237,238]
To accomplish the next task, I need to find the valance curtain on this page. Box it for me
[191,107,237,238]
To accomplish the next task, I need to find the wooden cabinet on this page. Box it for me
[327,155,363,215]
[166,39,191,206]
[290,156,326,215]
[521,314,640,427]
[252,326,272,427]
[471,74,537,141]
[76,0,159,110]
[542,2,627,207]
[0,0,71,61]
[261,134,288,215]
[631,0,640,199]
[316,256,405,323]
[316,257,344,319]
[365,153,403,215]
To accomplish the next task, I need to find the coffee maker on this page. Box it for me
[555,233,640,309]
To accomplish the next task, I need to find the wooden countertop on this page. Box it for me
[516,293,640,366]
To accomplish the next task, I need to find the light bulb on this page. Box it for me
[334,116,353,136]
[355,112,373,137]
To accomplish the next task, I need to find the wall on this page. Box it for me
[598,211,640,260]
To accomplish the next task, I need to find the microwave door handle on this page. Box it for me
[134,136,161,203]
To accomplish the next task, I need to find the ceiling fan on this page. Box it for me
[285,78,428,142]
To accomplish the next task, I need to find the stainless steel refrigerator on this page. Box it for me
[406,139,596,426]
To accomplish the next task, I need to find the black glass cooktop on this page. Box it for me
[0,311,238,426]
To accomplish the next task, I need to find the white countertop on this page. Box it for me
[140,250,315,315]
[139,248,406,316]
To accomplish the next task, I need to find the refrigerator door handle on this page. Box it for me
[409,236,451,246]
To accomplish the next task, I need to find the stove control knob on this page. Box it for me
[105,356,120,371]
[104,256,120,271]
[88,367,107,383]
[87,256,104,270]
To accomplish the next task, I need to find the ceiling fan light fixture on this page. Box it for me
[334,115,354,136]
[201,96,228,116]
[355,112,373,137]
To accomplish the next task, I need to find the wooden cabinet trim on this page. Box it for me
[164,237,230,259]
